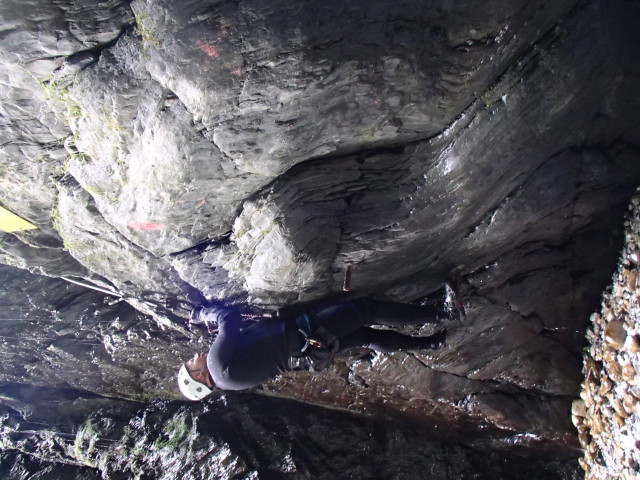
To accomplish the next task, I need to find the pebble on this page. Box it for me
[622,364,635,382]
[578,190,640,480]
[605,320,627,349]
[572,399,587,417]
[611,398,628,418]
[600,376,612,395]
[572,414,583,428]
[608,359,623,382]
[613,413,625,427]
[622,394,636,415]
[627,270,637,290]
[579,432,590,447]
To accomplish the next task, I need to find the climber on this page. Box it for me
[178,289,465,400]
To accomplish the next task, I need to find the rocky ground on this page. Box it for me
[575,188,640,479]
[0,389,582,480]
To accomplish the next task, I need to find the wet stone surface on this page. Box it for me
[0,384,581,480]
[0,0,639,476]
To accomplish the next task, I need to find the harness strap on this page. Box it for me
[289,312,341,372]
[299,331,324,352]
[295,314,338,352]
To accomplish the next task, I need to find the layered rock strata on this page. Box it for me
[0,384,581,480]
[0,0,639,461]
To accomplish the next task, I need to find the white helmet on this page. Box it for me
[177,364,213,401]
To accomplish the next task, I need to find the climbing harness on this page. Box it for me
[296,314,324,352]
[290,312,339,372]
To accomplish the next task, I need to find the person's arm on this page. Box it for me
[202,305,242,340]
[205,305,243,379]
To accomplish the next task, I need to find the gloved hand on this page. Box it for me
[189,301,226,332]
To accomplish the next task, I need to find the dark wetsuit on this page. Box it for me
[205,298,442,391]
[206,307,291,391]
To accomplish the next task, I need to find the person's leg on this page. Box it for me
[338,327,445,353]
[307,301,369,338]
[356,299,441,327]
[306,298,442,340]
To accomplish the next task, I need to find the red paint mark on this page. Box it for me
[194,18,243,78]
[196,40,219,59]
[215,18,231,43]
[217,17,231,32]
[128,222,162,231]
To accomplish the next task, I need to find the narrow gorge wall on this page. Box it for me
[1,0,639,473]
[0,384,582,480]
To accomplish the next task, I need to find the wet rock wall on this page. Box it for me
[0,0,639,467]
[0,384,581,480]
[0,264,197,402]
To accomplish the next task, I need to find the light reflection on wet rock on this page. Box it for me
[0,386,581,480]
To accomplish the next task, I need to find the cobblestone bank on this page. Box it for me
[575,190,640,479]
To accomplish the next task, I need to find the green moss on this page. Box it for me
[234,225,249,240]
[50,206,62,231]
[135,13,161,51]
[68,150,92,165]
[17,65,83,126]
[50,157,70,180]
[38,77,84,122]
[2,254,21,267]
[61,239,81,254]
[153,411,192,450]
[83,185,106,199]
[481,90,497,109]
[73,419,99,466]
[67,102,82,119]
[101,108,126,134]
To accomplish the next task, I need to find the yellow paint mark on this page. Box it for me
[0,206,37,232]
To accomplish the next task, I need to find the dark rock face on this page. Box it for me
[0,264,197,401]
[0,384,581,480]
[1,0,639,474]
